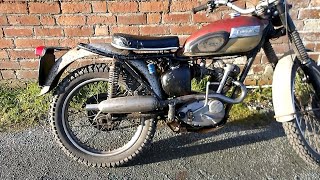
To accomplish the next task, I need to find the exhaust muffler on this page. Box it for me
[85,96,159,113]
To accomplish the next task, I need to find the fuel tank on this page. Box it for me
[183,16,269,56]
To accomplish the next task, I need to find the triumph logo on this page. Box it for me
[229,25,261,38]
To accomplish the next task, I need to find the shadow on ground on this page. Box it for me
[131,113,285,166]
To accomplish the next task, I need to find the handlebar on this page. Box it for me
[192,0,279,15]
[192,4,208,14]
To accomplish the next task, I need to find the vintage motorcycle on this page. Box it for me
[36,0,320,167]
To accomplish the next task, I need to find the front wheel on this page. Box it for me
[50,63,156,167]
[283,62,320,166]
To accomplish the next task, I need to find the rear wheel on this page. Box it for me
[50,63,156,167]
[283,62,320,166]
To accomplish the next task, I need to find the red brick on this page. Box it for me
[233,1,246,8]
[301,32,320,41]
[271,44,290,54]
[61,2,91,13]
[140,1,168,13]
[8,50,36,59]
[64,27,94,37]
[45,39,60,47]
[92,1,107,12]
[163,13,191,23]
[140,26,169,35]
[59,38,90,48]
[316,43,320,51]
[110,26,139,35]
[0,16,8,25]
[0,39,14,49]
[35,27,63,37]
[0,50,8,59]
[117,14,146,25]
[29,2,60,14]
[311,0,320,6]
[19,61,38,69]
[147,13,161,24]
[292,1,310,8]
[170,0,198,12]
[87,15,116,25]
[95,26,109,36]
[253,65,264,73]
[299,9,320,19]
[89,37,112,44]
[8,15,40,25]
[1,70,16,79]
[0,61,20,70]
[57,15,86,26]
[0,3,27,14]
[108,1,138,13]
[305,42,315,51]
[193,12,222,23]
[16,70,38,79]
[40,16,55,26]
[15,39,45,48]
[290,10,299,20]
[253,56,263,65]
[3,27,33,37]
[178,36,189,45]
[308,53,319,61]
[171,25,198,35]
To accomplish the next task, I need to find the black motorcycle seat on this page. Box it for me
[111,33,180,51]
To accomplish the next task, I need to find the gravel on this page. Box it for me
[1,122,320,179]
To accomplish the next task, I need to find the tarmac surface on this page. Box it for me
[1,122,320,179]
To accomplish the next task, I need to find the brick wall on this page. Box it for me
[0,0,319,84]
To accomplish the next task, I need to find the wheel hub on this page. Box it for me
[84,93,121,131]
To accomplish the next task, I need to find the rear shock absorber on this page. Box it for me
[108,61,120,98]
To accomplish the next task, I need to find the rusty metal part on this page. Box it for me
[167,121,181,133]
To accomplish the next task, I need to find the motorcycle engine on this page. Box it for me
[161,64,191,96]
[177,100,225,127]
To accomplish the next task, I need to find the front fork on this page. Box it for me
[277,0,320,98]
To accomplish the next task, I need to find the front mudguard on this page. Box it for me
[272,53,297,122]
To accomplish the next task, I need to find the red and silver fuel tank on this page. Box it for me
[182,16,269,56]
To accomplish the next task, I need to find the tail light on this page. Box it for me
[35,46,46,57]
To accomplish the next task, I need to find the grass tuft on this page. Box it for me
[0,83,50,132]
[229,87,274,127]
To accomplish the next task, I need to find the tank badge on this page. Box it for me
[229,26,261,38]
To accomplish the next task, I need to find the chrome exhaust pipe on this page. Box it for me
[85,81,247,113]
[85,96,159,113]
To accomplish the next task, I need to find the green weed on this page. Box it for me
[0,83,50,132]
[229,87,274,127]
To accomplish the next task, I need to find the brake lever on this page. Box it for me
[206,1,216,17]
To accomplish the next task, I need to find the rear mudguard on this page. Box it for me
[39,44,163,98]
[39,48,96,95]
[272,53,297,122]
